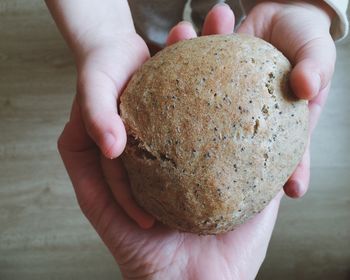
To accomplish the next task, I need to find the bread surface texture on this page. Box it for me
[120,34,308,234]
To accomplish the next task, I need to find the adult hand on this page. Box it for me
[237,0,336,198]
[59,5,284,280]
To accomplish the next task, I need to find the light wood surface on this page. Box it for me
[0,1,349,279]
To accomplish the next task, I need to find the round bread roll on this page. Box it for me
[120,34,308,235]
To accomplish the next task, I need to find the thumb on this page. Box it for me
[290,35,336,100]
[77,70,127,159]
[76,36,150,159]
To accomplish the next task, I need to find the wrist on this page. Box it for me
[46,0,139,64]
[75,32,149,70]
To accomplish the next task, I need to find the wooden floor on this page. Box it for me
[0,1,349,279]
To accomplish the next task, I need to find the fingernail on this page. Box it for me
[103,132,116,159]
[284,180,302,199]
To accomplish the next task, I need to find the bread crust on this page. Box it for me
[120,34,308,235]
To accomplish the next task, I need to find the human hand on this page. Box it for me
[58,5,284,280]
[45,1,148,159]
[72,33,159,228]
[47,0,156,226]
[75,33,149,159]
[237,0,336,198]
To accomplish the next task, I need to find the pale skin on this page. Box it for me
[46,1,336,279]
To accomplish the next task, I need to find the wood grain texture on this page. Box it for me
[0,1,349,279]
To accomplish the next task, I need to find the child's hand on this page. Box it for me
[47,0,157,228]
[237,0,336,198]
[46,0,150,159]
[75,34,149,159]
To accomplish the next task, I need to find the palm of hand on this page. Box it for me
[113,202,279,280]
[58,138,278,280]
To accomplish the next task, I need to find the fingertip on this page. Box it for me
[100,117,127,159]
[124,202,156,230]
[291,63,320,100]
[284,180,305,199]
[138,215,156,230]
[101,132,117,158]
[101,134,123,159]
[167,21,197,46]
[178,20,195,29]
[202,3,235,35]
[284,143,310,199]
[290,35,335,100]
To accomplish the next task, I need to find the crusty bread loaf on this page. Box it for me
[120,34,308,235]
